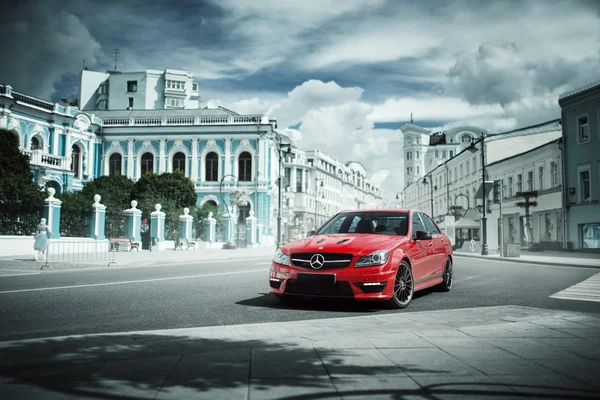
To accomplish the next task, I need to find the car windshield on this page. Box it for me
[317,211,409,236]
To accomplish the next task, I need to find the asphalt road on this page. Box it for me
[0,256,598,341]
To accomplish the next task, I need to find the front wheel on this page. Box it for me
[436,257,453,292]
[387,260,414,309]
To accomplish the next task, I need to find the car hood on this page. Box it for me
[283,234,408,255]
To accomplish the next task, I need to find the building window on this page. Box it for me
[172,152,186,173]
[166,97,184,107]
[296,169,303,192]
[544,213,552,240]
[71,144,81,178]
[459,164,463,178]
[205,152,218,181]
[550,161,559,188]
[508,176,513,197]
[435,151,439,157]
[461,134,472,144]
[128,97,134,108]
[472,157,476,173]
[406,167,411,175]
[109,153,122,176]
[192,83,198,91]
[31,137,42,150]
[416,166,420,174]
[516,174,523,193]
[442,151,447,158]
[527,170,533,191]
[238,151,252,181]
[538,165,544,191]
[578,115,589,143]
[406,152,411,160]
[578,166,591,202]
[466,161,470,175]
[127,81,137,92]
[449,150,454,157]
[166,80,184,90]
[98,100,107,110]
[581,223,600,249]
[416,151,420,159]
[141,152,154,174]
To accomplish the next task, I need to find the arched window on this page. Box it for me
[141,152,154,175]
[31,137,42,150]
[205,152,218,181]
[71,144,81,178]
[172,152,186,173]
[205,200,217,208]
[109,153,122,176]
[461,134,472,144]
[238,204,250,224]
[238,151,252,181]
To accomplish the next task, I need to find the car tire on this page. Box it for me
[436,257,453,292]
[387,260,414,309]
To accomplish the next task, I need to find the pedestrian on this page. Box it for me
[33,218,52,261]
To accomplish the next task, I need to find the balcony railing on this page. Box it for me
[21,150,68,170]
[99,115,267,127]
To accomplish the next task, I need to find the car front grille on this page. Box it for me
[290,252,354,270]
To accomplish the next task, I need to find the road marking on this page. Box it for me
[550,272,600,303]
[454,255,600,270]
[0,268,269,295]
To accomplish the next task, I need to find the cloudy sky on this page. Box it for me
[1,0,599,198]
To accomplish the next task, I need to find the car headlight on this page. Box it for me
[273,248,290,266]
[355,250,390,267]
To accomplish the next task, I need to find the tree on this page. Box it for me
[80,174,135,238]
[193,202,224,240]
[515,190,538,245]
[0,129,45,235]
[58,191,90,237]
[132,171,197,240]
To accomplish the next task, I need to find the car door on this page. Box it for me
[404,211,433,284]
[420,212,447,276]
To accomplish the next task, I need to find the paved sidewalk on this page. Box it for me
[455,249,600,268]
[0,245,277,274]
[0,305,599,399]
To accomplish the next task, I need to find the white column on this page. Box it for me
[88,139,95,177]
[290,167,296,192]
[258,137,266,184]
[224,139,232,176]
[53,126,61,156]
[191,138,198,181]
[159,138,166,173]
[127,139,134,178]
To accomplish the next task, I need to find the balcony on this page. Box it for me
[21,150,69,170]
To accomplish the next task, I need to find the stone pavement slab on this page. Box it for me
[455,250,600,268]
[0,305,599,399]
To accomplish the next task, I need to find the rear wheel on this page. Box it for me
[436,257,453,292]
[387,260,414,309]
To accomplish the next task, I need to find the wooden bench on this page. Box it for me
[175,237,196,250]
[109,237,140,252]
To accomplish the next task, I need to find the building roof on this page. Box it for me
[559,80,600,101]
[92,106,244,118]
[486,138,561,168]
[485,129,562,165]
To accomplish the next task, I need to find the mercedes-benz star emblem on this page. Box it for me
[310,253,325,270]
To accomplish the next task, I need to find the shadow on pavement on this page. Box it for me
[0,331,598,399]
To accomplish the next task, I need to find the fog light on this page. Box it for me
[362,282,384,286]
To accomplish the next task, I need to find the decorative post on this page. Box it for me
[43,187,62,239]
[256,223,263,246]
[222,206,235,249]
[204,211,216,244]
[150,203,166,249]
[89,194,106,240]
[123,200,142,243]
[178,207,194,243]
[246,210,258,248]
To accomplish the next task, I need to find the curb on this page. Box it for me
[454,252,600,269]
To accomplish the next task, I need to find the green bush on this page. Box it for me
[59,191,91,237]
[0,129,45,235]
[193,202,224,240]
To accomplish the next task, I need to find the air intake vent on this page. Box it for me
[336,239,351,244]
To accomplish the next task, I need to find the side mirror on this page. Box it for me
[414,230,432,241]
[306,230,316,237]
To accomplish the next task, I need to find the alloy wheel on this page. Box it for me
[393,262,414,307]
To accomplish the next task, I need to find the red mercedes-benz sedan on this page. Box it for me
[269,209,453,308]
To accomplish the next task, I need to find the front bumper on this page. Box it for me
[269,263,396,300]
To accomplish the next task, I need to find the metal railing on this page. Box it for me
[43,240,117,270]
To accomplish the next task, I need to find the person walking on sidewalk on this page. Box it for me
[33,218,52,261]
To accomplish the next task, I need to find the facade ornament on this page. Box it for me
[174,140,183,148]
[241,139,250,147]
[142,140,152,149]
[207,139,216,147]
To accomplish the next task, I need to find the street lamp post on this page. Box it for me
[314,178,324,229]
[421,175,434,217]
[273,131,292,248]
[468,131,489,256]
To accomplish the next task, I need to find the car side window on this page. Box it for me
[420,213,441,235]
[411,213,426,238]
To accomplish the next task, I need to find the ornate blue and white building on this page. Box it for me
[0,80,278,239]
